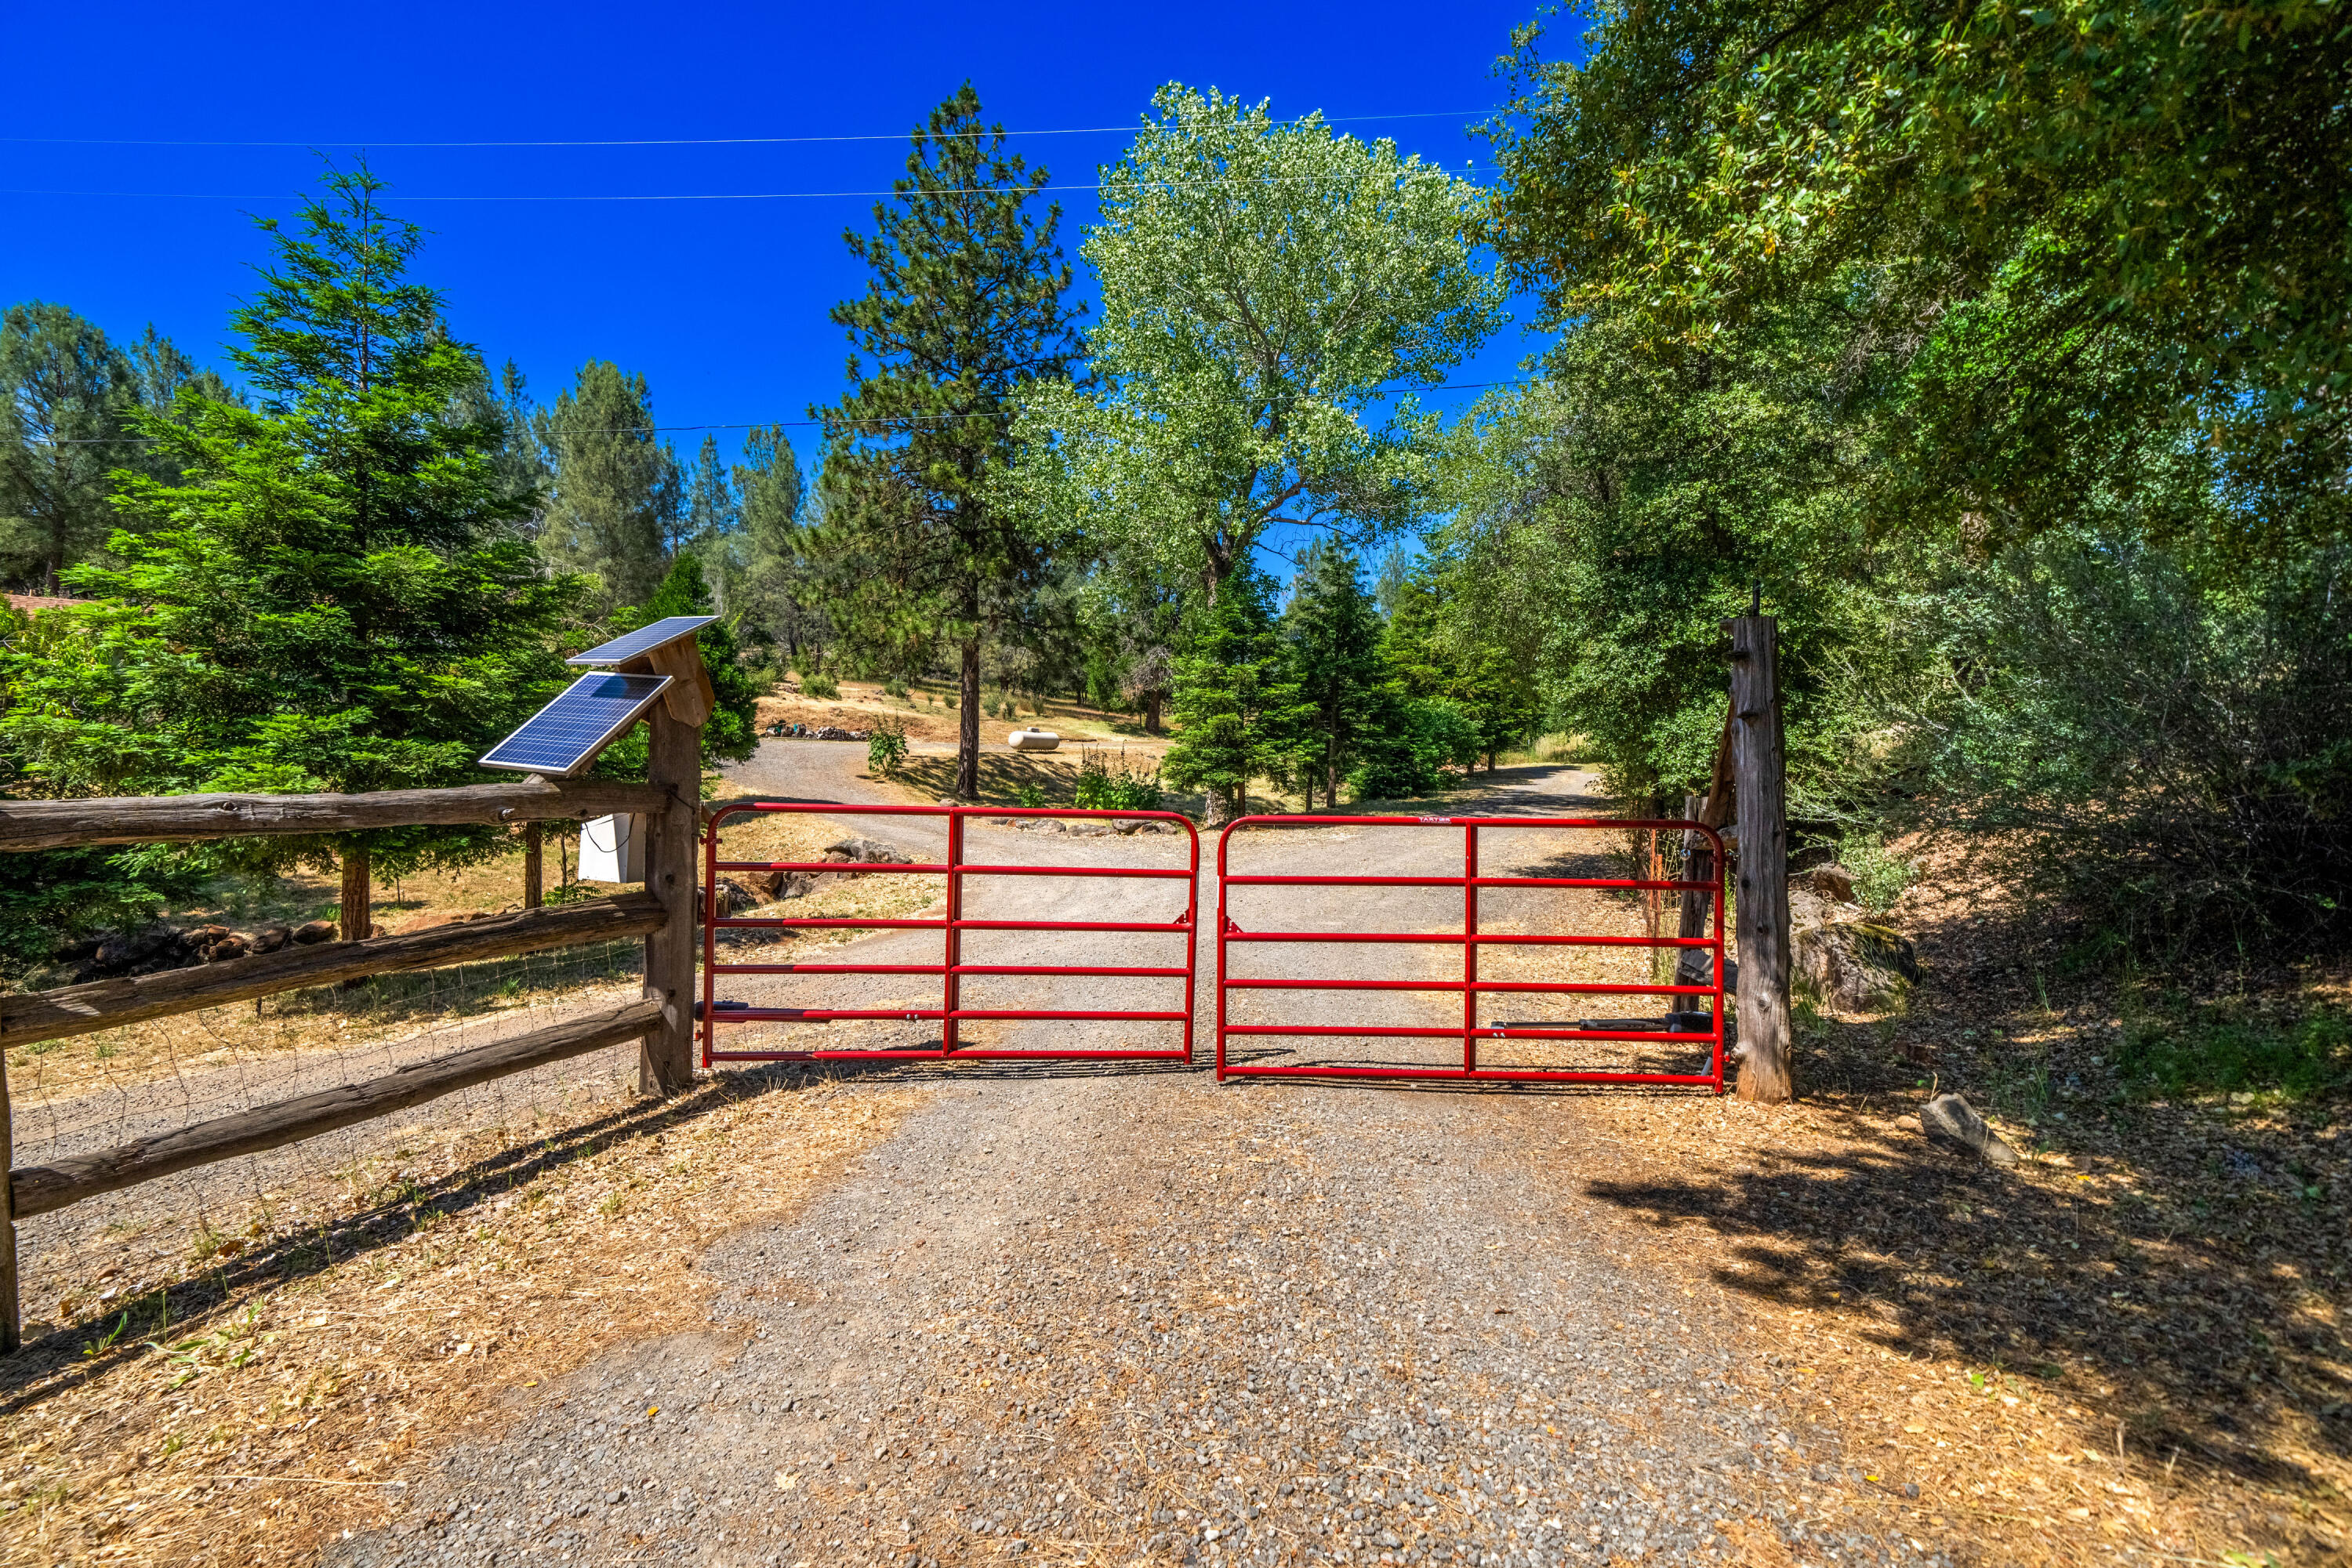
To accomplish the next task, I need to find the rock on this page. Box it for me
[291,919,338,946]
[201,933,250,962]
[746,869,819,901]
[1065,822,1114,838]
[1793,920,1918,1011]
[1921,1092,2019,1166]
[252,925,292,954]
[822,836,913,866]
[701,878,761,916]
[1797,863,1857,904]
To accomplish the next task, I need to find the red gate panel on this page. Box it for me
[1214,815,1726,1087]
[700,802,1198,1064]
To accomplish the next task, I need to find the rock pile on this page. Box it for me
[66,916,336,982]
[1001,817,1181,835]
[1788,862,1920,1012]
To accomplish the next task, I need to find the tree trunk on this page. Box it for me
[1327,756,1339,805]
[1143,692,1163,736]
[956,640,982,800]
[1730,613,1794,1102]
[339,844,371,942]
[523,822,544,910]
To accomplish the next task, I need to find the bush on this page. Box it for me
[882,677,909,700]
[866,724,907,779]
[1839,833,1915,916]
[800,671,840,699]
[1014,783,1047,809]
[1349,696,1483,800]
[1922,529,2352,954]
[1075,752,1163,811]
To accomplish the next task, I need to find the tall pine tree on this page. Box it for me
[0,163,586,939]
[811,83,1081,800]
[534,361,678,610]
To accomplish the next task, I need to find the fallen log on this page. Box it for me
[0,777,671,854]
[9,996,666,1218]
[1,894,664,1047]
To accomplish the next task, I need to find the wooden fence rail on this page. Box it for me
[8,997,665,1220]
[0,642,706,1352]
[0,893,664,1048]
[0,777,669,854]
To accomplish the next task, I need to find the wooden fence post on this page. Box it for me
[638,642,709,1098]
[1729,611,1795,1101]
[1,1051,17,1352]
[339,843,371,942]
[523,822,543,909]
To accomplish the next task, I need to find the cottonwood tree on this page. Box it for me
[1013,85,1503,601]
[811,82,1081,800]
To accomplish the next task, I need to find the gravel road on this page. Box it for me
[312,740,1930,1568]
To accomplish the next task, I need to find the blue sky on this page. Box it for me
[2,0,1572,572]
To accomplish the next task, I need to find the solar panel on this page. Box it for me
[478,673,673,775]
[567,615,718,668]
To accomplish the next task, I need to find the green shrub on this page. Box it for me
[1840,833,1915,916]
[801,672,840,699]
[1349,696,1483,800]
[1075,752,1163,811]
[1013,783,1047,809]
[882,677,909,699]
[866,724,908,779]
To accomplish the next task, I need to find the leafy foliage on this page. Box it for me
[1012,85,1503,593]
[1073,751,1162,812]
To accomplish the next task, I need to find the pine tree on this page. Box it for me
[637,554,760,765]
[1162,570,1307,823]
[534,361,679,609]
[1283,541,1387,807]
[731,425,823,662]
[0,162,587,941]
[1,303,140,593]
[811,82,1081,800]
[1382,554,1542,771]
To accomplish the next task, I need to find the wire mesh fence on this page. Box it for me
[8,933,650,1338]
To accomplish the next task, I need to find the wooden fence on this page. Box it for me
[0,700,705,1351]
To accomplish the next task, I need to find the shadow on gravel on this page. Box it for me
[1579,1069,2352,1504]
[0,1061,824,1410]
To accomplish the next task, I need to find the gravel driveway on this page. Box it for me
[318,743,1930,1568]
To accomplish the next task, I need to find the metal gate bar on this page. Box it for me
[1215,815,1727,1087]
[701,802,1198,1063]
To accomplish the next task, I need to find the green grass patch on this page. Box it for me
[2114,1003,2351,1102]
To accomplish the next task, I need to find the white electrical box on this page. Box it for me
[577,813,644,884]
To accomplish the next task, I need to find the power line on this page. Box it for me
[0,167,1498,204]
[0,110,1492,151]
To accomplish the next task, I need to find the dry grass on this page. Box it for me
[1535,826,2352,1567]
[0,1070,918,1568]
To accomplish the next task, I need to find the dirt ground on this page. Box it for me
[0,741,2343,1567]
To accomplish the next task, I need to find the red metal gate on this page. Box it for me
[1214,815,1727,1087]
[699,802,1198,1063]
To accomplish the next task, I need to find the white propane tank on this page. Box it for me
[1007,729,1062,752]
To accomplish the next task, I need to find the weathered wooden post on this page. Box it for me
[639,633,713,1097]
[1728,608,1794,1101]
[523,822,544,910]
[1,1054,17,1353]
[339,843,371,941]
